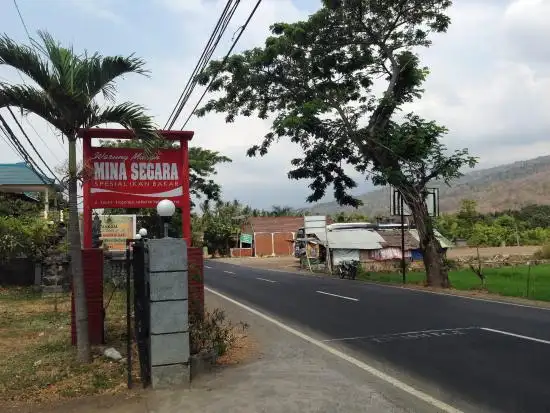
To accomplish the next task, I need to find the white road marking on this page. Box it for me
[223,270,236,275]
[206,287,463,413]
[362,281,550,311]
[205,265,212,269]
[230,265,550,311]
[481,327,550,345]
[256,277,277,283]
[323,327,476,342]
[316,290,359,302]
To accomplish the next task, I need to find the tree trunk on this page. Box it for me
[68,138,91,362]
[409,197,450,288]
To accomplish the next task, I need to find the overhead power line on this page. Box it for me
[6,107,62,184]
[0,127,20,157]
[13,0,31,39]
[10,0,68,156]
[180,0,263,130]
[164,0,241,130]
[0,113,52,185]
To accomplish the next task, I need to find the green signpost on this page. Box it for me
[239,233,253,244]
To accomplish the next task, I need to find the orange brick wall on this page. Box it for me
[254,233,273,256]
[274,232,294,256]
[253,232,295,257]
[230,248,253,257]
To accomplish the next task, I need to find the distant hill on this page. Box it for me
[307,155,550,216]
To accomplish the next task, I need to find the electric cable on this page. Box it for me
[180,0,263,130]
[164,0,241,129]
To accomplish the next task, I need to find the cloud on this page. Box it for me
[68,0,124,24]
[121,0,550,206]
[118,0,317,207]
[2,0,550,210]
[502,0,550,65]
[405,0,550,169]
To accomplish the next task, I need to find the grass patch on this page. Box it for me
[0,286,135,408]
[359,264,550,301]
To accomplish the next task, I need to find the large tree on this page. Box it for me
[0,31,160,361]
[196,0,476,287]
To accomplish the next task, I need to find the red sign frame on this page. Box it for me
[79,128,194,246]
[87,147,184,209]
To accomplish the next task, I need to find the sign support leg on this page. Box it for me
[400,195,406,284]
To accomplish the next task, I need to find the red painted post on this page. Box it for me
[187,247,204,320]
[181,138,191,244]
[71,249,104,345]
[82,135,92,248]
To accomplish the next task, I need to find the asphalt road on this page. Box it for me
[204,260,550,413]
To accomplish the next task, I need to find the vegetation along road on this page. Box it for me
[205,260,550,413]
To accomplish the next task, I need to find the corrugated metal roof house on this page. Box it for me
[326,228,385,264]
[326,226,454,265]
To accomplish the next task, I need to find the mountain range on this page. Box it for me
[307,155,550,217]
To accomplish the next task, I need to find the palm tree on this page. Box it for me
[270,205,295,216]
[0,31,161,362]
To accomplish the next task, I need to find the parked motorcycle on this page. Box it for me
[336,260,360,280]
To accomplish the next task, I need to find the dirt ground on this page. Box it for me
[446,246,540,258]
[216,255,301,270]
[23,291,421,413]
[216,246,541,269]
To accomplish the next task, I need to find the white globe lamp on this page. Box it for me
[138,228,148,238]
[156,199,176,238]
[156,199,176,217]
[134,233,142,240]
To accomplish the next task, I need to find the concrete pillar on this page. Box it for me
[147,238,190,388]
[34,263,42,286]
[44,187,49,220]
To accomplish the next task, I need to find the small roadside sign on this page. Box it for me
[240,233,253,244]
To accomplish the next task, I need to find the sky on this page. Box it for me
[0,0,549,210]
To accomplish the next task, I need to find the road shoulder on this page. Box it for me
[146,289,448,413]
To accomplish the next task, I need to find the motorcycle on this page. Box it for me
[336,260,360,280]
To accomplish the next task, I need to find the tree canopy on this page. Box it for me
[195,0,475,286]
[196,0,473,205]
[436,201,550,247]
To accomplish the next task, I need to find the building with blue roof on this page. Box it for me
[0,162,63,220]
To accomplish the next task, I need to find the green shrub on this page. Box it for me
[189,308,248,356]
[0,216,55,262]
[443,257,459,271]
[533,244,550,259]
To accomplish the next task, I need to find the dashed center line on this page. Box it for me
[256,277,277,283]
[205,265,212,269]
[316,290,359,302]
[481,327,550,345]
[223,270,236,275]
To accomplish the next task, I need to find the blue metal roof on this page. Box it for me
[0,162,55,186]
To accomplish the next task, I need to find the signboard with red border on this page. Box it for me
[87,147,184,209]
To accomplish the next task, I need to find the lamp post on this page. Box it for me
[156,199,176,238]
